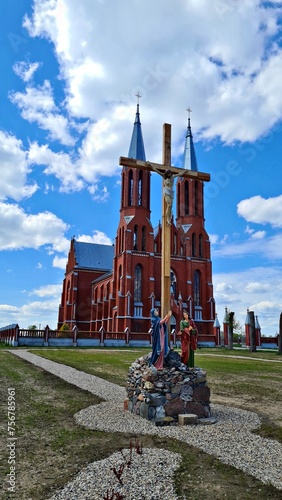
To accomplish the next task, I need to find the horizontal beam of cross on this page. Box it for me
[119,157,210,182]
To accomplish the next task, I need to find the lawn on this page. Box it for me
[0,347,281,499]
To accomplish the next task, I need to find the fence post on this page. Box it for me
[72,325,78,347]
[249,311,256,352]
[228,312,234,350]
[148,327,153,346]
[44,325,49,347]
[171,328,176,347]
[278,313,282,355]
[124,327,130,347]
[99,326,105,346]
[13,324,19,347]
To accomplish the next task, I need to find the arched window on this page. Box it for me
[177,182,180,218]
[121,227,124,253]
[194,270,201,306]
[134,265,142,302]
[138,170,143,206]
[185,180,189,215]
[118,265,122,292]
[194,180,198,215]
[122,171,125,208]
[134,225,138,250]
[192,233,196,257]
[180,245,184,256]
[119,228,122,254]
[142,226,146,251]
[128,170,133,206]
[154,242,158,253]
[199,234,203,257]
[173,233,177,255]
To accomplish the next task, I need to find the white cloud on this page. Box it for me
[88,185,109,202]
[28,142,85,192]
[250,230,266,239]
[53,255,68,269]
[10,81,75,146]
[0,131,37,202]
[0,298,60,329]
[212,231,282,260]
[214,266,282,335]
[238,194,282,227]
[13,61,40,82]
[77,230,112,245]
[0,202,69,251]
[20,0,282,152]
[29,284,62,297]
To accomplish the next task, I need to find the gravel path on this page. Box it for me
[9,349,282,498]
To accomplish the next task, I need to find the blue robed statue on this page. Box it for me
[150,308,172,369]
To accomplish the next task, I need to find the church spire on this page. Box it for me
[182,107,198,171]
[128,93,146,161]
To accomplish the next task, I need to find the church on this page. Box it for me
[58,103,216,336]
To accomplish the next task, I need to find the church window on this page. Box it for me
[180,245,184,256]
[128,170,133,206]
[138,171,143,206]
[142,226,146,251]
[119,228,122,254]
[118,265,122,292]
[154,242,158,253]
[194,181,198,215]
[185,180,189,215]
[194,270,201,306]
[67,282,71,303]
[134,264,142,302]
[173,233,177,255]
[192,233,196,257]
[134,225,138,250]
[199,234,203,257]
[177,183,180,218]
[122,171,125,208]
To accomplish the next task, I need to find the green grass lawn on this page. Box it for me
[0,347,281,499]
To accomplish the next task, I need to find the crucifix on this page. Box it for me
[119,122,210,320]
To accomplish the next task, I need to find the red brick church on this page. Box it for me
[58,104,216,335]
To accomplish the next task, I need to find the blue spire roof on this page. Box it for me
[128,103,146,161]
[182,115,198,171]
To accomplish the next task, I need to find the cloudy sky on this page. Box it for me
[1,0,282,335]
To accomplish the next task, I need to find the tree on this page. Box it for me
[28,324,37,330]
[59,323,70,331]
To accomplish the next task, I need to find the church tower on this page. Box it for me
[60,102,215,338]
[112,99,155,332]
[175,111,215,328]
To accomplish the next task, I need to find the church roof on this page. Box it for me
[74,240,114,271]
[182,116,198,171]
[128,103,146,161]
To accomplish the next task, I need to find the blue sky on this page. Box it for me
[1,0,282,335]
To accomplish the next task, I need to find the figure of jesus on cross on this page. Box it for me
[119,116,210,320]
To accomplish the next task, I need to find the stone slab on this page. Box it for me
[178,413,198,425]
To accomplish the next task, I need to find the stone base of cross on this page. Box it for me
[120,123,210,320]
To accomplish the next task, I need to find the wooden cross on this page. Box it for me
[119,123,210,320]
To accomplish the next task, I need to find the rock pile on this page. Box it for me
[126,350,211,425]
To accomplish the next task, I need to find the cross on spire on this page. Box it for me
[136,92,141,104]
[186,106,192,120]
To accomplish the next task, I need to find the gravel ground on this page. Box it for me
[9,350,282,499]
